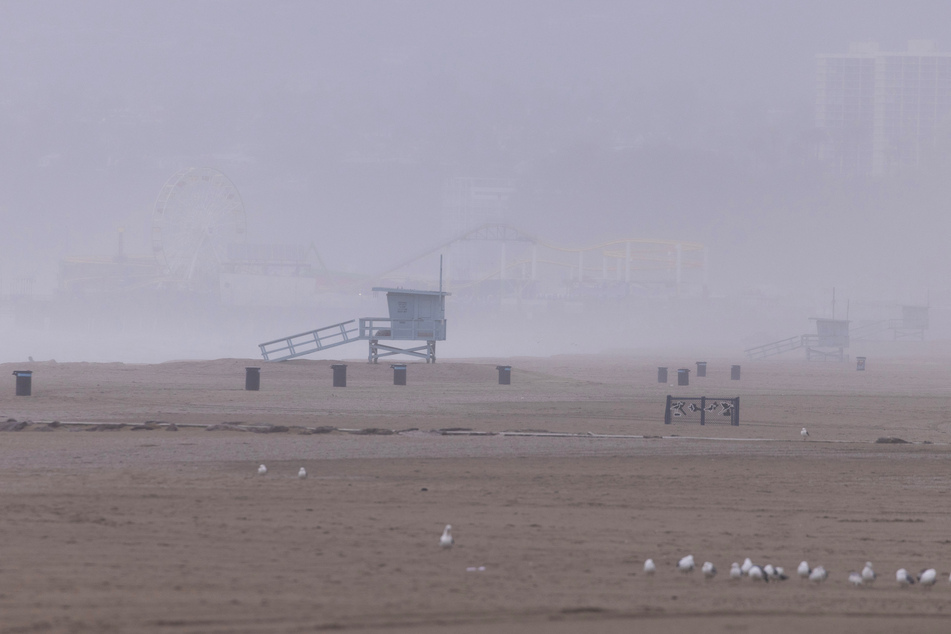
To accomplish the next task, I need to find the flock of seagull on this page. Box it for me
[256,463,939,589]
[257,464,307,479]
[642,555,946,588]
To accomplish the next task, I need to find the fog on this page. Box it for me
[2,1,951,363]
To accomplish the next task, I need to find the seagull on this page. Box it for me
[439,525,454,548]
[919,568,937,586]
[861,562,876,584]
[702,561,717,579]
[730,562,742,579]
[770,566,788,581]
[896,568,915,586]
[763,564,775,577]
[644,559,656,574]
[257,464,267,475]
[848,572,864,586]
[741,558,754,574]
[797,561,811,580]
[298,467,307,479]
[801,427,809,440]
[749,565,768,582]
[809,566,827,583]
[677,555,695,573]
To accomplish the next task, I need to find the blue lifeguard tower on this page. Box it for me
[258,286,449,363]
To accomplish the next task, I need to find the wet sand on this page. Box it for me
[1,349,951,633]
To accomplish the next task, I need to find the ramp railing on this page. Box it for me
[259,320,363,361]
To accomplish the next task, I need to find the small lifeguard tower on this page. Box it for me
[805,318,850,361]
[258,286,449,363]
[360,287,448,363]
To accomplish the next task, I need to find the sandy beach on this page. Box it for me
[1,348,951,633]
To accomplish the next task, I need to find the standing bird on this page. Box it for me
[729,562,742,580]
[896,568,915,586]
[861,562,876,584]
[439,525,454,548]
[798,561,811,580]
[298,467,307,479]
[643,559,656,574]
[809,566,828,583]
[702,561,717,579]
[919,569,937,586]
[257,464,267,475]
[677,555,696,573]
[741,558,754,574]
[749,565,768,582]
[801,427,809,440]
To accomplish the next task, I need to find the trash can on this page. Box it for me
[497,365,511,385]
[677,369,689,386]
[245,367,260,391]
[391,364,407,386]
[331,364,347,387]
[13,370,32,396]
[696,361,707,377]
[856,357,866,371]
[731,365,741,381]
[657,367,668,383]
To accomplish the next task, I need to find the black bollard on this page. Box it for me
[731,365,741,380]
[497,365,512,385]
[13,370,32,396]
[391,364,407,386]
[856,357,866,371]
[245,367,260,391]
[696,361,707,377]
[658,367,668,383]
[677,369,689,386]
[331,364,347,387]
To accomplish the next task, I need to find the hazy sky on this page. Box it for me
[3,0,951,300]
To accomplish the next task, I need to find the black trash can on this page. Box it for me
[331,364,347,387]
[677,369,689,386]
[391,364,407,386]
[731,365,741,381]
[696,361,707,377]
[856,357,866,371]
[13,370,32,396]
[658,367,668,383]
[245,367,260,391]
[497,365,512,385]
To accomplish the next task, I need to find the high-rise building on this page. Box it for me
[816,40,951,174]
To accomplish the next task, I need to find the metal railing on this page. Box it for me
[259,320,361,361]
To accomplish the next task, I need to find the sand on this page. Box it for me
[1,349,951,633]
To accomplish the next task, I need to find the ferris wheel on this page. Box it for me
[151,167,247,289]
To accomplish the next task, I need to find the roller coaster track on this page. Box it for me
[376,222,705,281]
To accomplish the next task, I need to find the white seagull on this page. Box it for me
[677,555,695,573]
[730,562,742,579]
[644,559,656,574]
[257,464,267,475]
[797,561,811,580]
[439,524,454,548]
[896,568,915,586]
[809,566,827,583]
[741,558,754,574]
[848,572,863,586]
[919,568,937,586]
[801,427,809,440]
[298,467,307,479]
[702,561,717,579]
[763,564,776,578]
[749,565,767,581]
[861,562,876,584]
